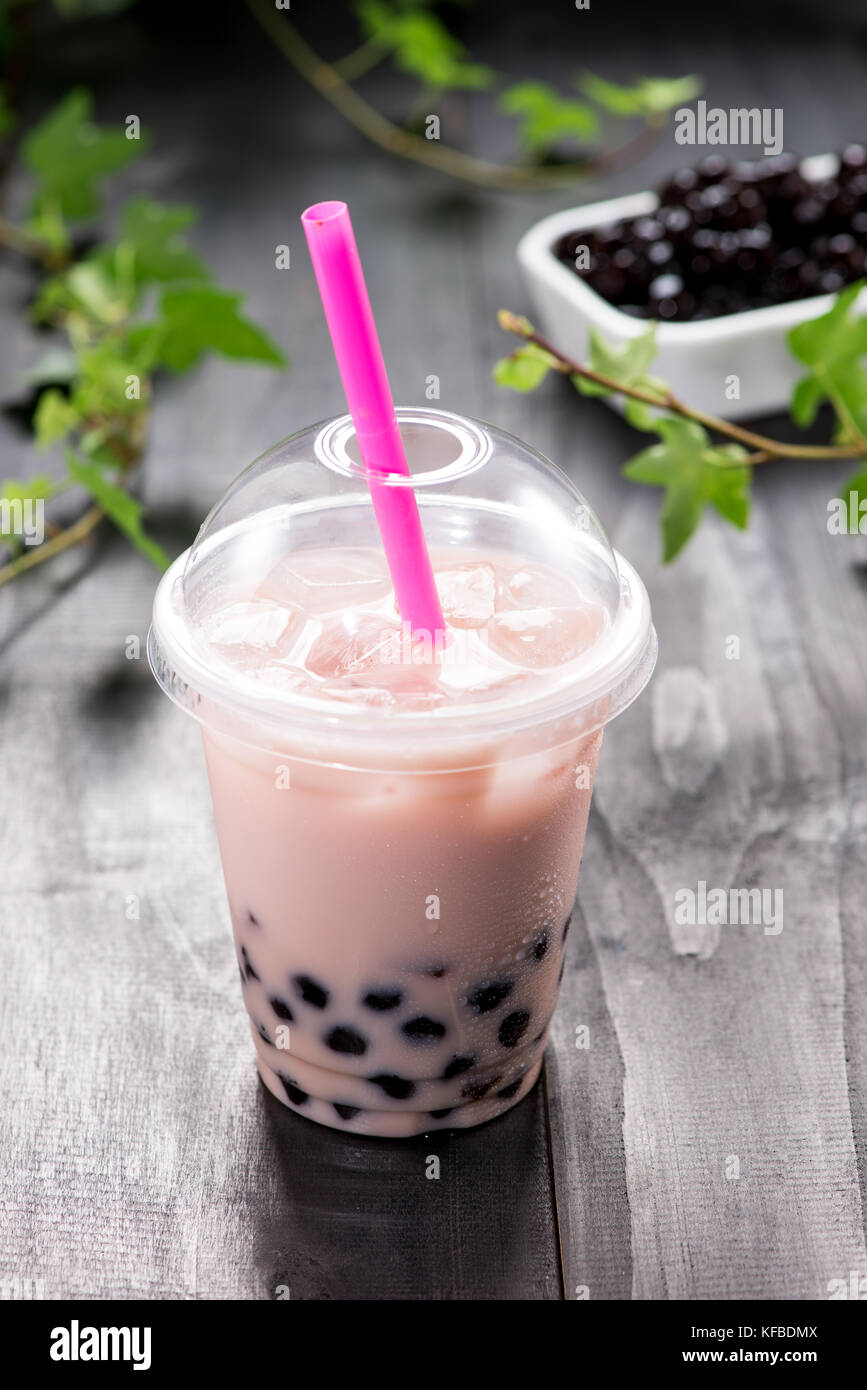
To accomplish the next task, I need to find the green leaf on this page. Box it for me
[574,325,663,408]
[790,373,825,428]
[111,196,211,285]
[500,81,599,154]
[22,88,146,221]
[135,286,287,372]
[71,341,149,418]
[788,284,867,443]
[356,4,494,90]
[66,451,169,569]
[623,416,751,561]
[578,71,702,117]
[492,342,557,392]
[33,388,80,449]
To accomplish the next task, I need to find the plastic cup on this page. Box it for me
[149,408,656,1137]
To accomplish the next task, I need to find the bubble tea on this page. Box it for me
[149,409,656,1136]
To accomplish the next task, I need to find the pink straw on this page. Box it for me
[301,201,445,637]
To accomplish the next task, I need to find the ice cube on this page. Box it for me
[487,605,606,668]
[305,612,402,679]
[435,562,496,629]
[206,600,303,669]
[258,548,392,614]
[503,563,583,610]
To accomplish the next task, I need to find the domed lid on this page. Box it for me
[149,407,656,765]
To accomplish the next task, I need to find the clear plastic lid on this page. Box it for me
[148,408,656,766]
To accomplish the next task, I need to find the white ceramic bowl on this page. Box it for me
[517,154,866,420]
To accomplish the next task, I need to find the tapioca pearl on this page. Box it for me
[269,996,294,1021]
[293,974,329,1009]
[533,932,549,962]
[362,988,403,1012]
[402,1016,446,1042]
[334,1103,361,1121]
[499,1010,531,1049]
[325,1025,368,1056]
[562,914,573,943]
[279,1074,308,1106]
[369,1073,416,1100]
[442,1054,476,1080]
[468,981,513,1014]
[241,946,260,982]
[429,1108,453,1120]
[419,962,447,978]
[461,1076,502,1101]
[496,1077,523,1099]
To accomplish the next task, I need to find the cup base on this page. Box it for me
[256,1051,544,1138]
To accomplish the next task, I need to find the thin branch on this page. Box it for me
[497,311,860,463]
[246,0,664,191]
[0,505,103,589]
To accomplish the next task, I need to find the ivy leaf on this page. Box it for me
[623,417,751,561]
[71,341,149,418]
[578,71,701,117]
[33,388,80,449]
[574,325,664,411]
[22,88,146,222]
[837,464,867,515]
[788,282,867,441]
[66,451,169,570]
[499,81,599,154]
[356,3,494,90]
[112,196,211,285]
[133,286,286,372]
[493,342,558,392]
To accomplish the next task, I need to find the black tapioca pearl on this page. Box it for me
[468,981,513,1014]
[498,1010,531,1049]
[496,1077,523,1099]
[430,1108,453,1120]
[442,1054,475,1080]
[362,988,403,1012]
[279,1074,308,1106]
[325,1025,368,1056]
[369,1073,416,1100]
[334,1103,360,1121]
[269,996,294,1021]
[402,1015,446,1042]
[241,946,260,982]
[293,974,329,1009]
[562,914,573,943]
[461,1076,502,1101]
[533,932,549,962]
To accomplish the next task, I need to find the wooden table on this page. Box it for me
[1,1,865,1300]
